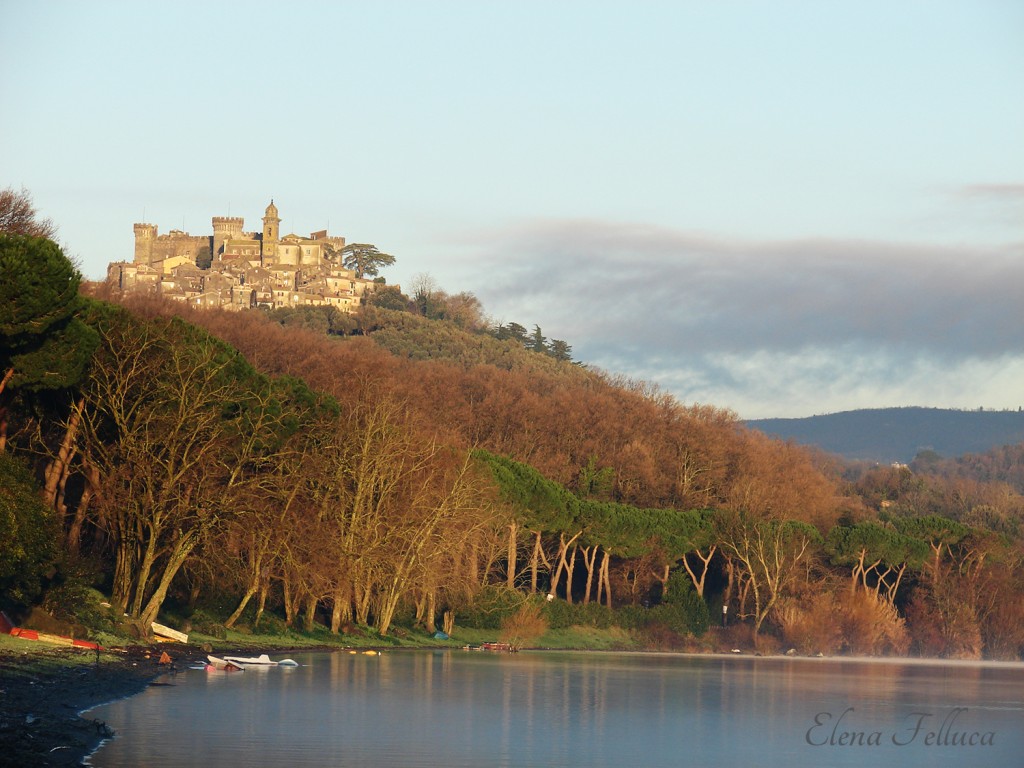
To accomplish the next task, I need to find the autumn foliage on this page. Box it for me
[2,264,1024,658]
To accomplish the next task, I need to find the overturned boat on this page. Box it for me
[222,653,299,667]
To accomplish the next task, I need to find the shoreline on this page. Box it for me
[0,642,206,767]
[5,640,1022,766]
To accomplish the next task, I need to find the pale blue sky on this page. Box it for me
[2,1,1022,418]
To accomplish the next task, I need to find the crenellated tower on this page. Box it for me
[133,223,157,265]
[212,216,245,261]
[261,200,280,263]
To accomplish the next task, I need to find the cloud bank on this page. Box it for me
[456,220,1024,418]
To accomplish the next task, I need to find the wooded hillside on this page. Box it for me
[3,228,1024,659]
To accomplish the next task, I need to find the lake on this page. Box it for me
[86,650,1024,767]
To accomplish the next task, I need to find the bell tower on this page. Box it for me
[262,200,280,263]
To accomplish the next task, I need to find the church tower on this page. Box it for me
[262,200,280,264]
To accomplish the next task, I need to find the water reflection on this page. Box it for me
[87,652,1024,768]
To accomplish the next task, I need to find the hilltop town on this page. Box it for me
[106,200,382,312]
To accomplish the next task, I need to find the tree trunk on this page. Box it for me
[139,534,198,628]
[110,537,136,616]
[302,593,318,632]
[600,550,613,608]
[225,583,258,629]
[565,545,579,605]
[330,582,353,633]
[506,520,518,589]
[43,398,83,507]
[425,590,436,634]
[66,463,100,554]
[130,531,161,618]
[282,572,297,627]
[254,581,269,629]
[682,546,717,598]
[582,546,599,604]
[530,531,547,594]
[548,531,582,600]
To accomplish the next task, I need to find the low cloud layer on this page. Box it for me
[456,220,1024,417]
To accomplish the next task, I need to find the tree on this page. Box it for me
[496,322,529,347]
[0,235,97,449]
[77,312,276,629]
[0,235,80,348]
[717,512,822,638]
[341,243,395,278]
[0,452,60,614]
[195,244,212,269]
[367,285,411,312]
[529,326,547,354]
[0,186,57,239]
[825,522,928,602]
[548,339,573,362]
[410,273,445,318]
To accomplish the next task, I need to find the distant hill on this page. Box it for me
[746,407,1024,464]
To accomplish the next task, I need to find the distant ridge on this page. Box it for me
[746,407,1024,464]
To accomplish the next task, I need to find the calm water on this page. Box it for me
[86,651,1024,767]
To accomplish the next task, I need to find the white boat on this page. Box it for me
[222,654,299,667]
[206,655,244,671]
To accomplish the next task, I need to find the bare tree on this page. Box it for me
[0,186,58,239]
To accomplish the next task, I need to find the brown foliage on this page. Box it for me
[905,581,981,659]
[776,582,909,656]
[110,296,840,531]
[837,589,910,656]
[774,593,844,655]
[499,600,548,650]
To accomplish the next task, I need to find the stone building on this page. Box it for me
[107,200,382,313]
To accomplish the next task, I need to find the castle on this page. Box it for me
[106,201,381,313]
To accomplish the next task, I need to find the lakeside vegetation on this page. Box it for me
[3,193,1024,660]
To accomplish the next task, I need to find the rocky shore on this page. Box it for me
[0,642,207,767]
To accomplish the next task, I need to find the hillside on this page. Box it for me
[747,407,1024,463]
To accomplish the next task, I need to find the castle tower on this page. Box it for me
[133,223,157,265]
[262,200,280,263]
[212,216,245,261]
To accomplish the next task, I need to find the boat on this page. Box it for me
[151,621,188,643]
[206,655,244,671]
[221,653,300,667]
[480,642,514,653]
[462,642,515,653]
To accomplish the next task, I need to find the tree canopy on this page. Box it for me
[339,243,395,278]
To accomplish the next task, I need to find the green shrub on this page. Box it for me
[0,453,60,615]
[542,599,615,629]
[189,609,228,639]
[658,572,710,635]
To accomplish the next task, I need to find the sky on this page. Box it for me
[2,1,1022,419]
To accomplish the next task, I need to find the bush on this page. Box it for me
[500,600,549,650]
[904,583,977,659]
[188,609,228,639]
[0,453,60,616]
[541,598,617,629]
[840,589,910,656]
[774,593,844,655]
[658,574,710,635]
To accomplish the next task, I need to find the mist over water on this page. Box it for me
[87,651,1024,768]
